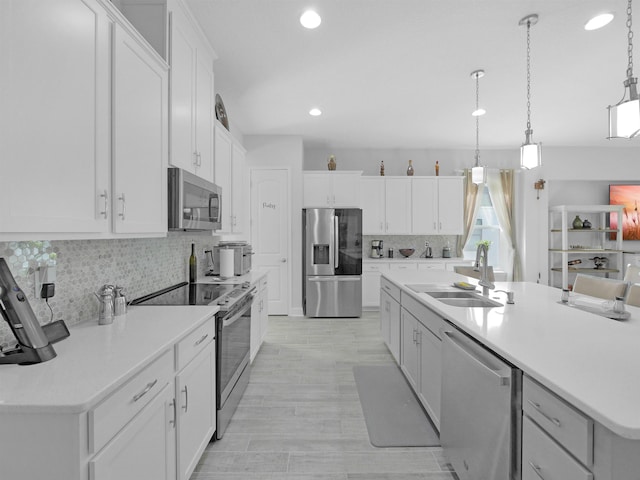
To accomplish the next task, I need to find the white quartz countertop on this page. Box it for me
[0,305,218,414]
[383,269,640,440]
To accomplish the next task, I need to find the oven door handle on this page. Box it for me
[221,294,255,327]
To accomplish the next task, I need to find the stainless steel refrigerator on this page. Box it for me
[303,208,362,317]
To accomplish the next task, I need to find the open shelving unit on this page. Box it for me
[548,205,624,289]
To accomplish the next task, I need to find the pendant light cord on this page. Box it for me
[475,73,480,166]
[526,19,532,131]
[628,0,634,79]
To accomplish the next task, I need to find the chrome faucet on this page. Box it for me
[474,243,495,296]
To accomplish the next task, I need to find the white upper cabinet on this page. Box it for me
[360,177,411,234]
[303,172,362,208]
[112,22,169,235]
[385,178,412,234]
[0,0,111,235]
[412,177,464,235]
[214,122,245,233]
[168,0,215,182]
[361,177,386,234]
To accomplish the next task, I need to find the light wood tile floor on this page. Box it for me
[191,312,458,480]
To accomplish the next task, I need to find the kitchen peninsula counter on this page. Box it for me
[383,269,640,441]
[0,305,218,413]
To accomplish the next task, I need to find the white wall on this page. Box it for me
[244,135,304,315]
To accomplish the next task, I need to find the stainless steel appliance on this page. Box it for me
[0,258,69,365]
[130,281,255,440]
[168,167,222,231]
[211,242,253,276]
[370,239,383,258]
[302,208,362,317]
[440,328,522,480]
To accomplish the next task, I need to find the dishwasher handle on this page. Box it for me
[443,330,511,386]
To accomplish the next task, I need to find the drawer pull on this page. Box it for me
[528,461,546,480]
[528,399,562,427]
[194,333,209,346]
[132,378,158,402]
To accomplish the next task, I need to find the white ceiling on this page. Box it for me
[186,0,639,150]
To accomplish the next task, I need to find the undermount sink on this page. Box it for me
[438,297,503,308]
[406,284,503,308]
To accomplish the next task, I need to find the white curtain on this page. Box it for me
[486,169,521,281]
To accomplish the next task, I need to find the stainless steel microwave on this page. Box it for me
[168,168,222,231]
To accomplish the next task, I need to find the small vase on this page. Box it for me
[327,155,336,171]
[582,219,592,229]
[406,160,414,176]
[572,215,583,229]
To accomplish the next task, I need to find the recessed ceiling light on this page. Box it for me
[300,10,321,29]
[309,108,322,116]
[472,108,486,117]
[585,13,614,30]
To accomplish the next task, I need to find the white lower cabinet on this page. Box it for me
[523,416,593,480]
[399,294,448,429]
[90,383,176,480]
[380,277,401,363]
[363,263,389,308]
[250,276,269,362]
[176,342,215,480]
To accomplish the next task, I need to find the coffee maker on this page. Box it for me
[370,240,384,258]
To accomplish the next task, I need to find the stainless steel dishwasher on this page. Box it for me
[440,329,522,480]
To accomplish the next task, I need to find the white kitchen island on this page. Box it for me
[382,269,640,480]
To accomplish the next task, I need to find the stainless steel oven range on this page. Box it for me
[130,281,256,440]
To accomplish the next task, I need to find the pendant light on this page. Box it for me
[519,14,542,169]
[471,70,486,185]
[608,0,640,139]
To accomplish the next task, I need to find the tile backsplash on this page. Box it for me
[0,234,216,349]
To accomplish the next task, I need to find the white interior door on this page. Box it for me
[251,168,290,315]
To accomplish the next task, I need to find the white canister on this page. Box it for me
[219,248,235,278]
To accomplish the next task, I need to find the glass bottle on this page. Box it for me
[189,243,197,283]
[435,161,440,176]
[406,160,414,176]
[380,161,385,176]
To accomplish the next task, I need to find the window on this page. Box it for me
[463,188,501,268]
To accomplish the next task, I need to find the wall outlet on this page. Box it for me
[35,265,56,298]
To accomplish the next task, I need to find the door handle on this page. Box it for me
[99,190,109,219]
[118,193,126,221]
[182,385,189,412]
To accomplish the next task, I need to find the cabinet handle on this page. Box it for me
[132,378,158,402]
[439,222,442,230]
[182,385,189,412]
[416,330,421,345]
[193,151,198,167]
[412,328,417,343]
[194,333,209,346]
[197,152,202,166]
[528,461,546,480]
[99,190,109,219]
[118,193,126,221]
[527,400,562,427]
[169,399,176,427]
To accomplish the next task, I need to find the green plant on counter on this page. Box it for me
[476,240,492,249]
